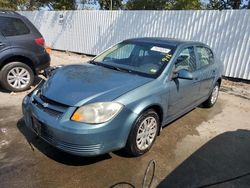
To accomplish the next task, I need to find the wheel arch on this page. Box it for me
[125,103,164,156]
[136,104,164,136]
[216,77,222,87]
[0,55,36,74]
[141,104,164,126]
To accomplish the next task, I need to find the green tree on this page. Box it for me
[98,0,123,10]
[206,0,246,9]
[0,0,77,10]
[0,0,30,10]
[42,0,77,10]
[126,0,167,10]
[165,0,201,10]
[227,0,241,9]
[0,0,15,9]
[126,0,202,10]
[206,0,222,9]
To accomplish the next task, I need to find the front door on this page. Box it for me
[166,46,200,119]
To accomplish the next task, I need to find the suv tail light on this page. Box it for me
[35,37,45,47]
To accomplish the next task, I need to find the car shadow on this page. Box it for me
[33,76,44,86]
[17,118,112,166]
[157,129,250,188]
[0,87,8,93]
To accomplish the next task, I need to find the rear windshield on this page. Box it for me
[0,17,30,37]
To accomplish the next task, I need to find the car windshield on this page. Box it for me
[93,41,176,78]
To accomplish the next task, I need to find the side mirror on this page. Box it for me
[173,69,193,80]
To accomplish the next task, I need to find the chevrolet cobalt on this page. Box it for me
[22,38,223,156]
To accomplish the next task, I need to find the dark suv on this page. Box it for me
[0,10,50,92]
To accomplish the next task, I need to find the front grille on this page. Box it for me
[40,95,69,108]
[32,99,63,117]
[32,92,69,117]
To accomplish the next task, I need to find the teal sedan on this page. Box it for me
[22,38,223,156]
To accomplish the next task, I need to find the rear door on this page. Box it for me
[0,31,12,61]
[195,46,216,99]
[167,46,200,119]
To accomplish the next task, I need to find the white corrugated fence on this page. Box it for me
[20,10,250,80]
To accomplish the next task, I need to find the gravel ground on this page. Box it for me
[0,50,250,188]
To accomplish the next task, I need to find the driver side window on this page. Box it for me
[175,47,196,72]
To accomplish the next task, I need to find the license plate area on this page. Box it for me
[32,116,42,136]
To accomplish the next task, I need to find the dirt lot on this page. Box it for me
[1,51,250,188]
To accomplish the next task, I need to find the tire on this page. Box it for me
[0,62,34,92]
[203,82,220,108]
[125,109,160,156]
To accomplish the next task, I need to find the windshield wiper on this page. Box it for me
[89,61,135,75]
[111,66,132,73]
[103,64,134,74]
[89,60,99,65]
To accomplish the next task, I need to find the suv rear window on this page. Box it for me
[0,17,30,37]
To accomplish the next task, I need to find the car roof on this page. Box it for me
[0,10,22,18]
[125,37,206,47]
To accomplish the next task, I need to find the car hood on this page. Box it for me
[41,64,153,107]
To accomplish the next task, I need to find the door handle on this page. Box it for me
[212,70,216,75]
[0,42,5,46]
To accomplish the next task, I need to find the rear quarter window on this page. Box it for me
[0,17,30,37]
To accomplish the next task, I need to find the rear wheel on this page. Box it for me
[203,82,220,108]
[125,109,159,156]
[0,62,34,92]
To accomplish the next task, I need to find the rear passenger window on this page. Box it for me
[197,47,214,68]
[0,17,30,37]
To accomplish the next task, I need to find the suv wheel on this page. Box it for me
[125,109,159,156]
[0,62,34,92]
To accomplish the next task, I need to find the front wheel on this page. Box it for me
[125,109,159,156]
[203,82,220,108]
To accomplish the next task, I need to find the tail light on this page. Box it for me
[35,37,45,47]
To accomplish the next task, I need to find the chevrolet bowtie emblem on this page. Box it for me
[42,103,49,108]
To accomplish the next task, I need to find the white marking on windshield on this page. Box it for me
[151,46,171,54]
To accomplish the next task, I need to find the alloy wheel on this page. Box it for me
[136,116,158,150]
[7,67,31,89]
[211,85,219,104]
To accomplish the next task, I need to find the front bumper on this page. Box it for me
[22,94,137,156]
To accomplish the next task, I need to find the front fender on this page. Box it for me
[115,79,168,126]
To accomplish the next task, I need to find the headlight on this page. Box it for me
[71,102,123,124]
